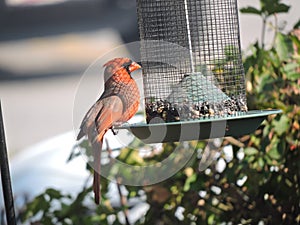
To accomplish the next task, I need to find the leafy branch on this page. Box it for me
[240,0,290,49]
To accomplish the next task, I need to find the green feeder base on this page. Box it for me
[117,109,282,144]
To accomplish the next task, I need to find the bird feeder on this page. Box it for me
[120,0,281,143]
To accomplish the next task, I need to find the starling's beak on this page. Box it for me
[129,61,142,73]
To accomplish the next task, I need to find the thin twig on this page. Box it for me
[116,179,130,225]
[261,15,267,49]
[224,137,245,148]
[106,140,131,225]
[272,13,279,48]
[106,139,112,159]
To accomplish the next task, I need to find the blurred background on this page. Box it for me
[0,0,299,223]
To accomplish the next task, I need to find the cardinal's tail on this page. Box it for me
[91,138,102,205]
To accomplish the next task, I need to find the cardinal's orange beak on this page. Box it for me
[128,61,142,73]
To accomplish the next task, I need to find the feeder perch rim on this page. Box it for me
[117,109,282,129]
[114,109,282,144]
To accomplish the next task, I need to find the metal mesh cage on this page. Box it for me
[137,0,248,123]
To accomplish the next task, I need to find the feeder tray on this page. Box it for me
[117,109,282,144]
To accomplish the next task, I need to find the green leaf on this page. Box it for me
[208,214,215,225]
[269,51,281,68]
[275,33,294,61]
[117,148,144,165]
[290,34,300,55]
[41,217,53,224]
[268,147,281,160]
[267,137,283,160]
[282,62,299,72]
[90,215,106,222]
[244,147,259,156]
[240,7,261,15]
[281,62,300,81]
[285,73,300,81]
[22,194,50,221]
[272,114,290,136]
[264,154,275,166]
[258,157,265,168]
[257,72,275,92]
[183,173,197,192]
[261,0,290,16]
[270,3,290,14]
[293,19,300,29]
[285,178,293,187]
[263,124,271,137]
[67,145,82,162]
[45,188,63,200]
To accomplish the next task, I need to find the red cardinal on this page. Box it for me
[77,58,141,204]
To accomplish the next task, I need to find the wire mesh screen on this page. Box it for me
[137,0,248,123]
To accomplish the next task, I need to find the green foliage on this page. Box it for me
[241,0,291,50]
[20,1,300,224]
[21,185,131,225]
[240,0,290,17]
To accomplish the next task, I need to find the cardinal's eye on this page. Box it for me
[122,61,132,73]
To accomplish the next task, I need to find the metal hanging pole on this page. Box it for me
[0,101,16,225]
[183,0,195,73]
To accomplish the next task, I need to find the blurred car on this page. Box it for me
[0,0,139,42]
